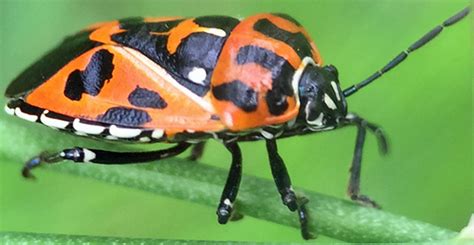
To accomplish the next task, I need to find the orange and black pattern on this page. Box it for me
[211,14,322,130]
[5,14,322,141]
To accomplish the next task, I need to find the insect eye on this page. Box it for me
[305,84,316,94]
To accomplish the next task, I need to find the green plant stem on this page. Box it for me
[0,232,243,244]
[46,159,458,243]
[0,117,458,243]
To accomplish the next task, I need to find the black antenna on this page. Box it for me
[343,6,470,97]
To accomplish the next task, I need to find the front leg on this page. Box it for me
[346,115,387,208]
[216,142,242,224]
[265,139,313,239]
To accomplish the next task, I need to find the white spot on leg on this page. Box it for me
[224,198,233,208]
[324,94,337,110]
[73,119,105,135]
[40,111,69,129]
[187,67,207,85]
[4,105,15,115]
[109,125,142,138]
[82,148,96,162]
[15,107,38,122]
[330,81,341,101]
[345,113,356,120]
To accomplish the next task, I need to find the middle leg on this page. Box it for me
[265,138,313,239]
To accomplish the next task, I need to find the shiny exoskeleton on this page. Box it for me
[4,7,470,239]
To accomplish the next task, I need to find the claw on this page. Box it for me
[22,156,42,179]
[351,194,381,209]
[217,204,232,224]
[283,192,298,211]
[21,151,63,179]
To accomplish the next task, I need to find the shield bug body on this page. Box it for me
[3,7,470,239]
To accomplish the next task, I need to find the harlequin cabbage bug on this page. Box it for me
[3,6,470,239]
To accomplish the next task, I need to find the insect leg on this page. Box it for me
[265,139,297,210]
[188,141,206,161]
[216,142,242,224]
[266,139,313,239]
[347,118,380,208]
[22,143,191,179]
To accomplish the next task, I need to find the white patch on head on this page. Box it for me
[187,67,207,85]
[4,105,15,115]
[73,119,105,135]
[151,129,164,139]
[186,129,196,133]
[292,57,316,110]
[15,107,38,122]
[40,111,69,129]
[223,198,233,207]
[82,148,96,162]
[260,130,274,139]
[306,110,324,127]
[109,125,142,138]
[324,94,337,110]
[139,137,151,142]
[330,81,341,101]
[203,28,226,37]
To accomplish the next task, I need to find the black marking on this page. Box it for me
[64,49,115,101]
[118,17,144,27]
[44,110,74,122]
[297,65,321,123]
[5,30,101,98]
[254,18,313,60]
[176,32,226,91]
[63,70,84,100]
[111,17,239,97]
[213,80,258,112]
[17,101,43,116]
[236,45,295,115]
[193,16,240,33]
[210,114,220,120]
[97,107,151,127]
[128,86,168,109]
[273,13,302,26]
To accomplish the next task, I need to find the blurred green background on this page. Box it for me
[0,0,471,243]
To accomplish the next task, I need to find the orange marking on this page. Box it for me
[166,19,226,54]
[89,21,122,44]
[26,45,225,132]
[210,13,323,130]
